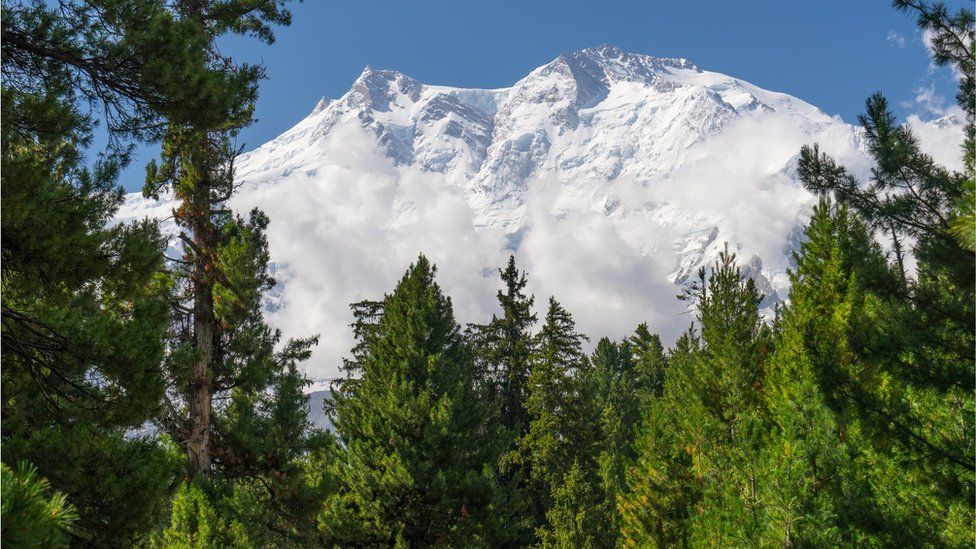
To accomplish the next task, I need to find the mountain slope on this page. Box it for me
[118,46,961,380]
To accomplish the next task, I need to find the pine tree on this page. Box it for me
[522,298,586,490]
[618,332,700,548]
[619,249,771,546]
[2,0,321,543]
[1,462,78,549]
[321,256,496,546]
[467,255,539,546]
[1,3,188,541]
[121,6,325,542]
[518,298,616,547]
[587,337,640,540]
[535,459,609,549]
[472,255,538,437]
[628,323,668,404]
[796,2,974,542]
[755,201,899,546]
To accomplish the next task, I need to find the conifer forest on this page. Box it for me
[1,0,974,547]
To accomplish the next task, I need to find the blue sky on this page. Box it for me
[114,0,966,191]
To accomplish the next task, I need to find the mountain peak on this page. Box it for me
[580,44,625,59]
[556,45,700,84]
[349,65,422,110]
[354,65,413,85]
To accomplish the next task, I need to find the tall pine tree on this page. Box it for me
[0,0,214,542]
[620,250,772,547]
[467,255,539,546]
[321,256,497,546]
[796,2,974,541]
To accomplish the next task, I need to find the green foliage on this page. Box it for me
[949,177,975,251]
[466,256,540,546]
[587,338,639,538]
[1,12,177,542]
[2,0,321,543]
[536,460,608,549]
[1,0,971,545]
[520,298,584,499]
[158,482,251,548]
[152,440,336,548]
[4,426,179,547]
[321,256,497,546]
[620,6,974,545]
[1,462,78,548]
[517,299,619,547]
[795,4,974,544]
[0,74,169,441]
[471,255,538,438]
[620,249,772,547]
[628,323,668,403]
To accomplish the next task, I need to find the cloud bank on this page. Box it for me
[119,111,962,383]
[219,110,948,382]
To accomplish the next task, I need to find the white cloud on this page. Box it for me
[227,124,509,381]
[898,28,965,123]
[119,111,964,384]
[887,31,906,48]
[223,113,878,381]
[905,82,949,117]
[907,108,966,172]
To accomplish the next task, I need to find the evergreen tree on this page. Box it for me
[627,323,668,404]
[121,3,327,542]
[535,459,609,549]
[796,2,974,541]
[1,462,78,549]
[618,332,701,548]
[518,298,615,547]
[587,337,640,540]
[141,0,310,481]
[467,255,538,546]
[2,0,320,543]
[620,250,772,546]
[321,256,496,546]
[1,4,184,541]
[756,201,906,546]
[472,255,537,437]
[521,298,586,491]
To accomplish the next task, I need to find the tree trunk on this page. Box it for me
[890,222,908,287]
[186,140,216,480]
[187,273,214,478]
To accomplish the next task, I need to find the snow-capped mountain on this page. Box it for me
[119,45,961,380]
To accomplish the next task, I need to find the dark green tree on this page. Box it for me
[517,298,615,547]
[797,2,974,541]
[4,0,323,542]
[1,462,78,548]
[140,0,312,482]
[127,5,328,542]
[471,255,537,436]
[1,5,184,540]
[467,255,539,546]
[321,256,496,546]
[627,324,668,405]
[618,332,700,548]
[586,337,640,540]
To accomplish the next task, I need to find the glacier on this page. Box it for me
[117,45,963,381]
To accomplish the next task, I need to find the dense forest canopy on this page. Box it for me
[1,0,973,546]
